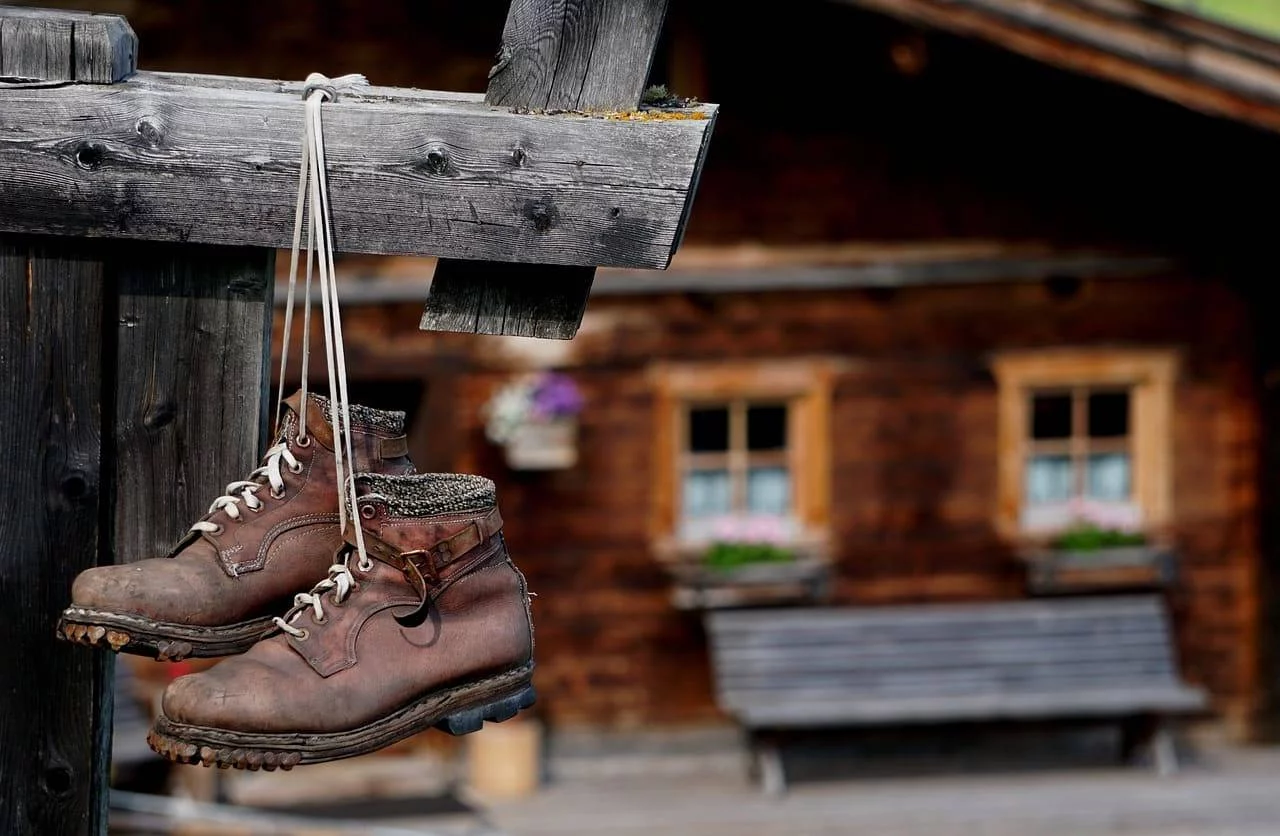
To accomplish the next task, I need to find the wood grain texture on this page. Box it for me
[0,6,136,83]
[420,261,595,337]
[424,0,678,339]
[0,234,107,836]
[0,70,715,268]
[110,244,273,564]
[489,0,670,112]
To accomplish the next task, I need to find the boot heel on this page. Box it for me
[436,685,537,736]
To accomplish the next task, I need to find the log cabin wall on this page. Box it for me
[279,271,1260,733]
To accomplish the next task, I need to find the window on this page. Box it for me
[681,401,792,538]
[650,360,837,550]
[992,350,1176,538]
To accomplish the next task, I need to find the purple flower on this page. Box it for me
[529,372,584,419]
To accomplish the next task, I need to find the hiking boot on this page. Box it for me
[147,473,535,769]
[57,392,415,660]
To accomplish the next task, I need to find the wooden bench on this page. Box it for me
[705,595,1208,794]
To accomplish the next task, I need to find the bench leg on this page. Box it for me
[1120,715,1179,776]
[1152,722,1178,777]
[755,738,787,797]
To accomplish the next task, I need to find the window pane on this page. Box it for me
[1087,453,1131,501]
[747,404,788,451]
[1026,455,1073,503]
[1088,391,1130,438]
[1030,393,1072,440]
[682,469,731,517]
[746,467,791,515]
[688,407,729,453]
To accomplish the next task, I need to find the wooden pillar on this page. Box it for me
[0,237,111,836]
[0,10,274,835]
[422,0,672,339]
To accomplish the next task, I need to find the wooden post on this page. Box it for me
[0,237,111,836]
[422,0,675,339]
[0,11,274,835]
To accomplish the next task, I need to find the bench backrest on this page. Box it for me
[705,595,1203,725]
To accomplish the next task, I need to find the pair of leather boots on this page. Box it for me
[58,391,535,771]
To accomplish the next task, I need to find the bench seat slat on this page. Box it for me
[709,618,1167,650]
[719,662,1177,692]
[726,686,1209,727]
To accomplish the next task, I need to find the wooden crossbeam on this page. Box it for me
[423,0,686,339]
[0,70,714,269]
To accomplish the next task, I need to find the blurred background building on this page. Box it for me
[22,0,1280,831]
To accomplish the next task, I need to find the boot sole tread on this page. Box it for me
[148,663,536,769]
[57,607,275,660]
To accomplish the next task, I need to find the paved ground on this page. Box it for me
[112,740,1280,835]
[474,746,1280,836]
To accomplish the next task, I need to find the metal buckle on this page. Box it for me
[398,549,439,585]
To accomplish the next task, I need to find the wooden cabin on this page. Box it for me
[56,0,1280,740]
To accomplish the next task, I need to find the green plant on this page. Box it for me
[703,541,796,572]
[1050,524,1147,551]
[641,84,699,108]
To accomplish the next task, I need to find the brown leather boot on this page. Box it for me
[146,473,535,770]
[57,392,414,660]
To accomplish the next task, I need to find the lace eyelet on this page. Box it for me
[360,504,376,520]
[209,524,224,535]
[295,434,312,448]
[248,502,263,513]
[328,592,345,608]
[289,461,304,474]
[294,628,310,641]
[312,614,327,625]
[271,486,286,499]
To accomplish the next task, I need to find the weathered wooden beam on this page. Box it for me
[0,68,714,269]
[0,235,110,836]
[0,6,136,83]
[424,0,685,339]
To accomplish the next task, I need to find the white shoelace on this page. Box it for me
[190,442,303,531]
[273,73,373,640]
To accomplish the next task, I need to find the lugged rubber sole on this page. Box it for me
[57,606,275,661]
[147,664,536,769]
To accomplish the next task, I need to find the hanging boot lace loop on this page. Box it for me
[271,72,374,639]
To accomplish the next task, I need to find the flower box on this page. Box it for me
[655,515,833,610]
[1020,544,1177,595]
[668,555,832,610]
[1017,498,1175,595]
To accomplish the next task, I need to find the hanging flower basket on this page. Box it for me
[483,372,584,471]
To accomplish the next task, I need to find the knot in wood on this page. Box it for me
[424,146,451,175]
[60,471,90,501]
[523,199,558,233]
[135,116,165,148]
[41,763,74,798]
[73,142,107,170]
[510,146,528,167]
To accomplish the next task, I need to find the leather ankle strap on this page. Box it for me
[350,506,504,582]
[379,436,409,459]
